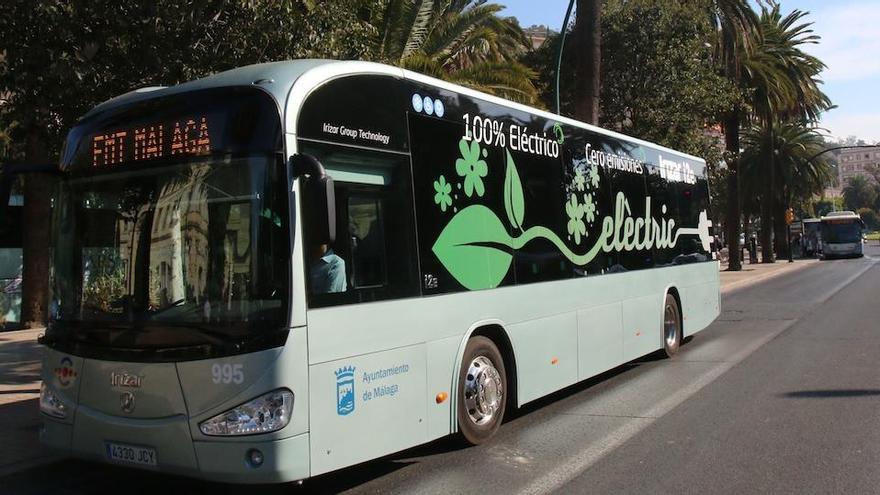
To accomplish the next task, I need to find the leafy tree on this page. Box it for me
[520,29,573,112]
[0,0,378,327]
[370,0,539,104]
[814,196,843,217]
[843,176,877,211]
[526,1,734,161]
[857,208,879,231]
[600,0,736,162]
[740,120,834,257]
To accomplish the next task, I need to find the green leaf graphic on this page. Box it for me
[504,150,525,231]
[432,205,514,290]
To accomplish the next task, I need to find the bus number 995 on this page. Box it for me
[211,363,244,385]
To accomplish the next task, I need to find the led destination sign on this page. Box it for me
[64,87,283,171]
[91,116,212,167]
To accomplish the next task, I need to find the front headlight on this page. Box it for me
[199,389,294,436]
[40,383,68,419]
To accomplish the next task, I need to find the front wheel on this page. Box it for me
[457,336,507,445]
[662,294,682,358]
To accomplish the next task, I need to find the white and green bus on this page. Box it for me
[20,60,719,483]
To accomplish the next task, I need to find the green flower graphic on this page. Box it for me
[589,164,600,189]
[574,170,586,191]
[565,194,587,244]
[583,193,596,223]
[455,139,488,197]
[434,175,453,212]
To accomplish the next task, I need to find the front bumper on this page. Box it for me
[40,414,310,484]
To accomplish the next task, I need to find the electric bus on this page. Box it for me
[11,60,719,483]
[820,211,865,258]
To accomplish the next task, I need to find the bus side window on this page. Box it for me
[299,140,420,307]
[348,196,387,289]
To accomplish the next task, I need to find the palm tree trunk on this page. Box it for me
[723,109,742,271]
[761,121,775,263]
[573,0,601,124]
[773,200,787,258]
[21,127,51,328]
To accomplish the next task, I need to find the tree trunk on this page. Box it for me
[761,123,775,263]
[21,128,52,328]
[773,194,788,259]
[573,0,601,124]
[723,109,742,271]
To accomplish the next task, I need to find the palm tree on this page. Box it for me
[740,120,834,257]
[747,4,831,261]
[371,0,539,104]
[707,0,760,271]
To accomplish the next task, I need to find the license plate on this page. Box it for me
[105,442,157,467]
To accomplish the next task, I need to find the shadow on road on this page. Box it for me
[781,389,880,399]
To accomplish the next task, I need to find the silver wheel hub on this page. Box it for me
[463,356,503,426]
[664,304,679,348]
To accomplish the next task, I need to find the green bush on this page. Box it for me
[857,208,879,231]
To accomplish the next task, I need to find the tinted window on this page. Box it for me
[608,165,652,271]
[671,160,710,263]
[564,134,615,276]
[300,141,419,307]
[348,197,387,288]
[645,164,682,266]
[408,113,516,294]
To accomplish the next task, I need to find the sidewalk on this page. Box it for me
[0,327,55,477]
[0,258,818,478]
[719,257,818,294]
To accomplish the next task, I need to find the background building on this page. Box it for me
[522,25,555,49]
[838,145,880,185]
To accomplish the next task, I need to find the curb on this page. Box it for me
[0,328,44,338]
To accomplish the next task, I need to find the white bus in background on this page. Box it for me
[820,211,865,258]
[802,217,821,257]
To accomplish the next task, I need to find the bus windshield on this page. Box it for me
[48,155,290,358]
[821,220,862,243]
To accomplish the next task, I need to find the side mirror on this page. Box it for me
[290,154,336,243]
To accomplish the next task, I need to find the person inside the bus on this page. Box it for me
[310,243,347,294]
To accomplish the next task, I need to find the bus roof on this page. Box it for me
[82,59,706,164]
[823,211,857,217]
[820,211,860,221]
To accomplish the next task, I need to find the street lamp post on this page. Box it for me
[555,0,576,115]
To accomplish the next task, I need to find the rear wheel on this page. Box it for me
[662,293,682,358]
[457,336,507,445]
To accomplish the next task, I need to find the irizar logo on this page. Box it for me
[110,372,143,389]
[335,366,356,416]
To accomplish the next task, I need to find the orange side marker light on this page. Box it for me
[436,392,448,404]
[551,357,559,365]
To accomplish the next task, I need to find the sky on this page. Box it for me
[498,0,880,144]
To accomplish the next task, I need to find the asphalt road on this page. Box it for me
[4,246,879,494]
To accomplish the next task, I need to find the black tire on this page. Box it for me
[662,293,682,358]
[457,336,507,445]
